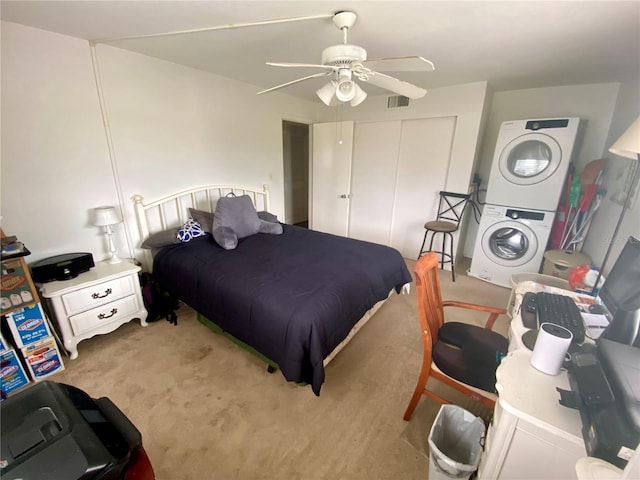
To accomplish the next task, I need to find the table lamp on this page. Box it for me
[92,206,123,264]
[592,115,640,294]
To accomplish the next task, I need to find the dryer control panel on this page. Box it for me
[526,119,570,130]
[506,209,546,221]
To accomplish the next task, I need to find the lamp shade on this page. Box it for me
[609,116,640,159]
[316,81,337,106]
[92,206,122,226]
[350,84,367,107]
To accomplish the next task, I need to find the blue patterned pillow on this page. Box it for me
[176,217,206,242]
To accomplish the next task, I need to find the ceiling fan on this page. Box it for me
[257,10,434,106]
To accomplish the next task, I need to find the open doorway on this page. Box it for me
[282,120,310,227]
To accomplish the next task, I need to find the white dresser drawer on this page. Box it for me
[69,294,141,336]
[62,274,136,315]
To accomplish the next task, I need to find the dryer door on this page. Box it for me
[498,133,562,186]
[481,221,539,267]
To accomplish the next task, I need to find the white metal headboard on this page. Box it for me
[131,184,270,269]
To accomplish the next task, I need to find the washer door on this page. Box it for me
[481,221,539,267]
[498,133,562,186]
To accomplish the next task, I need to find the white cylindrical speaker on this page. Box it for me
[530,323,573,375]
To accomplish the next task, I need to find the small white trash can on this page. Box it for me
[428,405,486,480]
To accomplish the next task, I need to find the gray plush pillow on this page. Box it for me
[212,226,238,250]
[212,195,261,241]
[188,208,214,233]
[141,228,181,249]
[257,211,279,223]
[258,220,283,235]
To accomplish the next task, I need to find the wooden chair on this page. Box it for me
[403,252,509,421]
[418,191,471,282]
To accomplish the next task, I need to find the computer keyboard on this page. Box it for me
[536,291,586,344]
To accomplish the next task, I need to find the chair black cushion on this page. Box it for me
[433,322,509,392]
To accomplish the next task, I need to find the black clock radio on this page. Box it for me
[30,252,95,283]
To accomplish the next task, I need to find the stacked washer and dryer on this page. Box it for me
[469,118,581,287]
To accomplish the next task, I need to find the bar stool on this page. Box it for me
[418,191,471,281]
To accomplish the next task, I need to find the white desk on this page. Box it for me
[478,281,594,480]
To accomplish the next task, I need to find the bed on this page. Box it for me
[132,184,412,395]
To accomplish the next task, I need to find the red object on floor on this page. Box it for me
[125,448,156,480]
[549,205,568,249]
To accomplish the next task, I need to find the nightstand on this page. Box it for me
[40,261,148,359]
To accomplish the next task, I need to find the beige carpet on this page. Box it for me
[51,258,511,480]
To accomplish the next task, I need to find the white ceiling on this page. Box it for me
[2,1,639,102]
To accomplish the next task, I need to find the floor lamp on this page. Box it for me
[592,116,640,295]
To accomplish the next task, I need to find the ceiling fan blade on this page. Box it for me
[357,56,434,72]
[267,62,336,72]
[257,72,332,95]
[358,71,427,99]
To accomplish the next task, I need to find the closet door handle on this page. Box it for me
[340,194,351,199]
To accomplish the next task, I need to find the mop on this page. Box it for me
[562,187,605,250]
[560,159,606,250]
[559,176,582,249]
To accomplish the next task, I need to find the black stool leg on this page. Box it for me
[428,231,437,253]
[448,232,456,282]
[429,232,441,268]
[418,230,429,259]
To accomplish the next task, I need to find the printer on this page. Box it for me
[563,339,640,469]
[0,381,155,480]
[561,235,640,468]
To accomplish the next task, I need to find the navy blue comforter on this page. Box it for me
[153,224,412,395]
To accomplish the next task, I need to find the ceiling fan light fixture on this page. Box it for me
[350,84,367,107]
[316,81,337,106]
[260,11,433,104]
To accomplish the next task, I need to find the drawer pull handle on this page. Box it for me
[98,308,118,320]
[92,288,113,299]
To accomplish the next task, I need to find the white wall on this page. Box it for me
[1,21,319,264]
[1,21,115,261]
[94,44,318,257]
[463,83,620,258]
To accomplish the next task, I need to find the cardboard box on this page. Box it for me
[5,303,53,348]
[1,257,38,315]
[21,337,65,381]
[0,349,30,397]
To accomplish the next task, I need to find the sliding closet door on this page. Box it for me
[390,116,457,259]
[348,121,402,244]
[311,121,354,236]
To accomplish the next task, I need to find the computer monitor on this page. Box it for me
[598,236,640,346]
[600,236,640,315]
